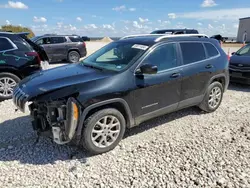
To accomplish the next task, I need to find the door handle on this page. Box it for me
[170,72,181,78]
[205,64,213,69]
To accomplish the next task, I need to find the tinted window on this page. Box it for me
[14,39,32,51]
[36,37,51,45]
[51,37,66,44]
[204,43,219,57]
[180,42,206,64]
[143,43,177,71]
[0,38,14,51]
[69,36,83,42]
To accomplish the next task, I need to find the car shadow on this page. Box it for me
[0,107,203,165]
[228,83,250,92]
[124,106,203,138]
[0,116,89,165]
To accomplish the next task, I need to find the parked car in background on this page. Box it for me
[150,29,199,35]
[82,36,90,41]
[13,34,229,154]
[229,44,250,84]
[0,32,48,100]
[31,34,87,63]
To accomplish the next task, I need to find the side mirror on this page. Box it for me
[231,52,235,55]
[136,64,158,75]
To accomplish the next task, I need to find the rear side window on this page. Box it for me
[51,37,66,44]
[204,43,219,57]
[69,36,83,42]
[180,42,206,64]
[0,38,14,51]
[14,39,32,51]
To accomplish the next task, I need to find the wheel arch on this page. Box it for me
[67,48,80,55]
[75,98,134,144]
[0,68,23,79]
[207,73,228,92]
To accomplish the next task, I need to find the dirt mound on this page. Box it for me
[100,37,113,42]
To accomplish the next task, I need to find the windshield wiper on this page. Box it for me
[83,64,104,71]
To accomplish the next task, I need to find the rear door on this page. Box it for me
[178,42,215,108]
[35,37,53,61]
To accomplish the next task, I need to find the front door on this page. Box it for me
[133,43,182,124]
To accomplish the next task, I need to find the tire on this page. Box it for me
[68,51,80,63]
[0,72,20,100]
[82,108,126,154]
[199,81,223,113]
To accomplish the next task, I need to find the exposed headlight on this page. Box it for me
[65,97,80,140]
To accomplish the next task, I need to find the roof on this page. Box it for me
[117,35,217,46]
[239,17,250,20]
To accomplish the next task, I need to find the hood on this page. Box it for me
[18,63,114,99]
[230,55,250,66]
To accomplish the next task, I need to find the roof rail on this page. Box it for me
[155,34,209,42]
[120,34,164,40]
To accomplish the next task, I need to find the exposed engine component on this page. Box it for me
[30,97,80,144]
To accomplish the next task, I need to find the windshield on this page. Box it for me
[235,45,250,56]
[30,36,41,42]
[81,42,148,72]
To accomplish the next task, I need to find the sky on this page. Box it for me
[0,0,250,37]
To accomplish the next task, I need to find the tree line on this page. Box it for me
[0,25,35,38]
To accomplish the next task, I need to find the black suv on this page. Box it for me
[13,34,229,154]
[31,34,87,63]
[0,32,48,100]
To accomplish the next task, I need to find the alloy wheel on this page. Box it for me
[208,86,222,109]
[69,52,80,63]
[0,77,17,97]
[91,115,121,148]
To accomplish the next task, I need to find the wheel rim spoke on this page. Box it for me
[208,86,221,109]
[91,115,121,148]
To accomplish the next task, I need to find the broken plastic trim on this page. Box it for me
[52,97,80,144]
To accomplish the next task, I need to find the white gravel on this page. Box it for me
[0,84,250,187]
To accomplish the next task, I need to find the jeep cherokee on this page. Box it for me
[13,34,229,154]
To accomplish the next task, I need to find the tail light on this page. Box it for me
[82,41,86,47]
[25,52,41,64]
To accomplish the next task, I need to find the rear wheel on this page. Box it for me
[82,108,126,154]
[0,73,20,100]
[68,51,80,63]
[199,81,223,112]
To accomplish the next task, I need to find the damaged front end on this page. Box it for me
[13,87,81,144]
[30,97,80,144]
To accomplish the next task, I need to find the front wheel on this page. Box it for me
[0,73,20,100]
[199,81,223,113]
[82,108,126,154]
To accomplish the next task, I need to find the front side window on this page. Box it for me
[180,42,206,65]
[81,42,147,72]
[0,38,14,51]
[36,37,51,45]
[142,43,177,71]
[236,45,250,56]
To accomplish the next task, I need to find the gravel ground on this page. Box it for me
[0,84,250,188]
